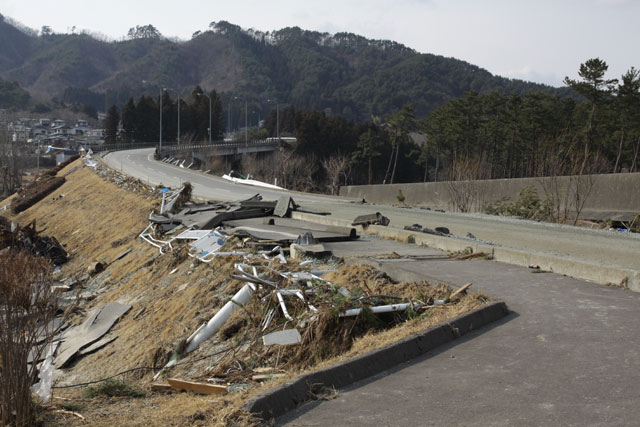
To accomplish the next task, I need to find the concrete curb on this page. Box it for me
[243,301,509,420]
[292,212,640,292]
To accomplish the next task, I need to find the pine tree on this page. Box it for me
[104,105,119,144]
[564,58,618,174]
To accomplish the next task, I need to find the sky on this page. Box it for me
[1,0,639,87]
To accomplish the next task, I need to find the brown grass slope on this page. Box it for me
[0,160,487,426]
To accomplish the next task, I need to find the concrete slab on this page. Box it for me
[54,302,131,368]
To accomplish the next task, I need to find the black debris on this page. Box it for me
[352,212,390,227]
[0,217,68,265]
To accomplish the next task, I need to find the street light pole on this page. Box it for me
[245,100,248,146]
[164,88,181,144]
[159,89,163,151]
[177,94,181,144]
[228,98,232,140]
[267,99,279,141]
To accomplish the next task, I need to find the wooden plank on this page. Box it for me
[449,282,473,301]
[168,378,228,395]
[253,367,276,374]
[150,383,174,392]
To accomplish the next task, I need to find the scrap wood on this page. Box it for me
[150,383,174,392]
[451,251,486,260]
[167,378,228,395]
[54,410,85,421]
[252,367,282,374]
[11,175,66,214]
[448,282,473,301]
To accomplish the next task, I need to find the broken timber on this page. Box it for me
[167,378,228,395]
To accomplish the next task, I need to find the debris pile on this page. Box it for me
[131,187,487,388]
[141,191,357,260]
[11,175,66,214]
[83,154,160,198]
[154,261,485,387]
[0,217,67,265]
[404,224,451,236]
[42,154,80,177]
[9,154,81,214]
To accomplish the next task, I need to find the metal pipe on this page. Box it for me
[339,302,421,317]
[185,282,256,353]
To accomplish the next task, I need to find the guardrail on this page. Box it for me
[158,139,278,153]
[85,139,279,154]
[86,142,157,152]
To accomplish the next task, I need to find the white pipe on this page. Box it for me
[140,234,164,253]
[275,291,295,321]
[188,252,246,263]
[339,302,421,317]
[295,290,318,312]
[185,283,256,354]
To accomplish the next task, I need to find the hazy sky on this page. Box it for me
[1,0,639,87]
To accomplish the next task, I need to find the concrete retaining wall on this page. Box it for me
[340,173,640,221]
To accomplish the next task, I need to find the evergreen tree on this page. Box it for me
[121,98,136,142]
[564,58,618,174]
[104,105,119,144]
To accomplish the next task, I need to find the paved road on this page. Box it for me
[278,259,640,426]
[103,149,340,204]
[104,149,640,273]
[105,149,640,425]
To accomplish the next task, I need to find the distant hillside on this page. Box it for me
[0,18,570,120]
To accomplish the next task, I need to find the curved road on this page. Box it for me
[104,149,640,273]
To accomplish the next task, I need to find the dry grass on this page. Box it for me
[0,159,490,426]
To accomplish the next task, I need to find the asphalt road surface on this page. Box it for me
[278,258,640,426]
[104,149,640,272]
[104,148,640,425]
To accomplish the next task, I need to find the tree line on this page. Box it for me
[104,86,224,144]
[103,58,638,192]
[254,58,639,192]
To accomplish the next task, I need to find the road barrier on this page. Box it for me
[340,173,640,221]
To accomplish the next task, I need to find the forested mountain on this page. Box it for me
[0,17,568,119]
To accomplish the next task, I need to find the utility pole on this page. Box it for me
[159,89,163,151]
[245,100,248,146]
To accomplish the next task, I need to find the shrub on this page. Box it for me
[83,379,146,398]
[485,187,552,221]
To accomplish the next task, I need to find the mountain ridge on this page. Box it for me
[0,17,569,119]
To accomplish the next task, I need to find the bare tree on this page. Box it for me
[0,251,64,426]
[445,156,490,212]
[322,155,351,195]
[0,111,24,197]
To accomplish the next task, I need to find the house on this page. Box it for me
[85,129,105,145]
[71,120,90,136]
[7,120,31,143]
